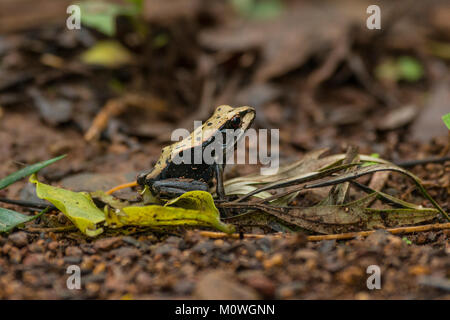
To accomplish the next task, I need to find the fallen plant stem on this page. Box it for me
[84,94,166,142]
[350,181,425,209]
[199,222,450,241]
[84,98,127,141]
[25,226,77,233]
[306,223,450,241]
[323,145,358,205]
[0,197,55,210]
[234,163,357,202]
[105,181,139,195]
[198,230,268,239]
[394,156,450,168]
[303,165,449,221]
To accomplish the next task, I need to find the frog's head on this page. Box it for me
[211,105,256,134]
[209,105,255,158]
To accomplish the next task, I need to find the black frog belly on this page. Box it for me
[160,162,215,184]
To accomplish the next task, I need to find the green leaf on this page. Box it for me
[442,113,450,130]
[0,207,47,233]
[0,155,65,190]
[397,56,424,82]
[80,40,133,68]
[78,1,122,36]
[78,1,140,36]
[402,237,412,245]
[30,174,105,236]
[105,191,235,233]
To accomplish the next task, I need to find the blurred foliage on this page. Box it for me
[230,0,284,20]
[427,41,450,60]
[153,33,170,48]
[375,56,424,83]
[442,113,450,130]
[77,0,142,36]
[0,155,65,190]
[0,156,65,233]
[402,237,412,245]
[127,0,144,11]
[0,207,46,233]
[80,40,133,68]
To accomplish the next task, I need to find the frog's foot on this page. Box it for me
[150,178,209,199]
[137,170,153,186]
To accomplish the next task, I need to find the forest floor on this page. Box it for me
[0,0,449,299]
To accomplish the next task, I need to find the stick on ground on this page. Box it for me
[198,222,450,241]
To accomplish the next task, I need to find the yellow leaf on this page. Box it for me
[105,191,235,233]
[80,40,133,68]
[30,174,105,236]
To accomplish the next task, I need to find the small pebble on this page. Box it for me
[8,232,28,248]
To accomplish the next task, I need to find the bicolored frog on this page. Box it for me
[137,105,255,200]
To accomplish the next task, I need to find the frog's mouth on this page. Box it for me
[221,108,256,158]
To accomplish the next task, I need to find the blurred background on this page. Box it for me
[0,0,449,186]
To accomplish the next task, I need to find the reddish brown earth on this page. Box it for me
[0,0,449,299]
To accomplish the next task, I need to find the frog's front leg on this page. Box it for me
[214,163,226,201]
[214,162,232,217]
[150,178,209,199]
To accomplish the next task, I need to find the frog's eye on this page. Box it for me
[230,116,241,128]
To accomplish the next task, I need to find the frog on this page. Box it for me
[136,105,255,200]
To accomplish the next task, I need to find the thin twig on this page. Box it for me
[84,94,166,142]
[306,223,450,241]
[25,226,77,233]
[233,163,357,203]
[105,181,139,195]
[199,223,450,241]
[394,156,450,168]
[198,231,268,239]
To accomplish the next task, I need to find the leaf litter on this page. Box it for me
[0,147,445,239]
[1,0,449,300]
